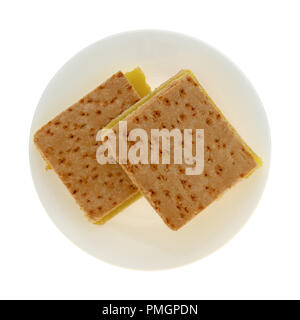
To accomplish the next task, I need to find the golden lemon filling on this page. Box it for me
[125,67,151,99]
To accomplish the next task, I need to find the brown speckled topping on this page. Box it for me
[112,73,257,230]
[34,72,140,221]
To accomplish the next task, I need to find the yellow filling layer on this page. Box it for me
[125,67,151,98]
[95,192,142,225]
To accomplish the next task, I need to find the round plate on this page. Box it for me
[29,30,271,270]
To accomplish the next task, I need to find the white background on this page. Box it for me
[0,0,299,299]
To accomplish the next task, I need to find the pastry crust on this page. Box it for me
[34,71,140,222]
[112,72,259,230]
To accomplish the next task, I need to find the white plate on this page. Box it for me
[29,30,271,270]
